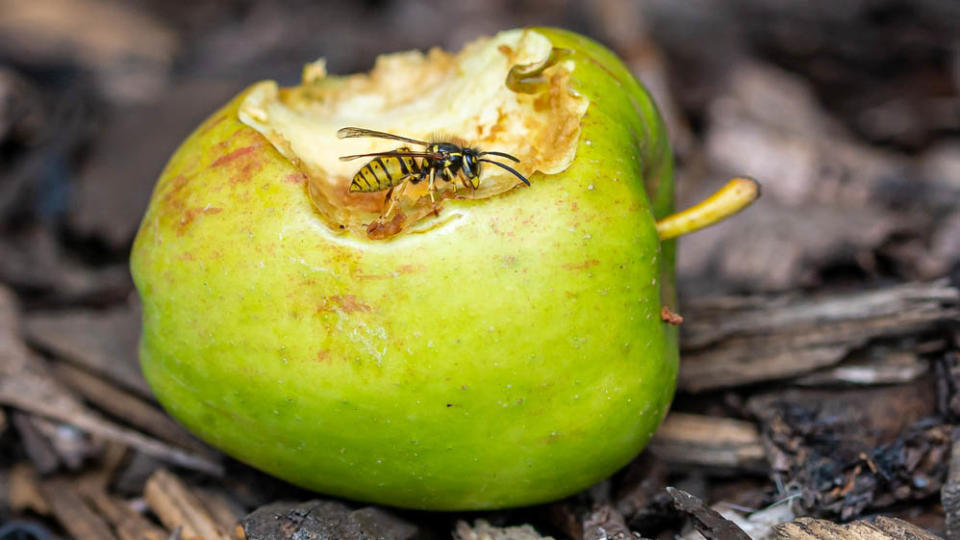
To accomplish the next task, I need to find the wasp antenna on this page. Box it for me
[479,151,520,162]
[479,159,531,186]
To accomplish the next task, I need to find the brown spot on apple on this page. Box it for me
[283,172,308,184]
[562,259,599,271]
[161,174,189,209]
[317,295,372,314]
[211,144,260,168]
[396,264,426,275]
[177,207,223,236]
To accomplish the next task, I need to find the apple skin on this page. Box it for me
[131,27,677,510]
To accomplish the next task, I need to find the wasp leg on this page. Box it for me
[426,168,443,216]
[427,168,437,204]
[379,181,408,222]
[457,169,475,191]
[443,168,458,195]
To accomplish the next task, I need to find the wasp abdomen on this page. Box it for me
[349,150,422,193]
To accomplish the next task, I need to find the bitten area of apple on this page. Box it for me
[237,29,588,238]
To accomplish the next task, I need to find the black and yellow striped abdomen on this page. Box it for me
[349,149,422,193]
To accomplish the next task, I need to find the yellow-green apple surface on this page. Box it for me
[131,27,757,510]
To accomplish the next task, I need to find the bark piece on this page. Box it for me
[454,519,553,540]
[242,499,419,540]
[774,515,941,539]
[650,413,767,472]
[144,469,232,540]
[794,348,928,387]
[680,280,959,392]
[582,505,642,540]
[666,487,750,540]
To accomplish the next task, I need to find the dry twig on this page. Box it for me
[650,413,766,472]
[144,469,232,540]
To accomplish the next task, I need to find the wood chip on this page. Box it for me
[650,413,767,472]
[679,280,959,392]
[39,476,118,540]
[774,515,941,539]
[144,469,232,540]
[8,462,50,515]
[794,348,929,386]
[666,487,750,540]
[78,480,167,540]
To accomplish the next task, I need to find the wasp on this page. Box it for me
[337,127,530,220]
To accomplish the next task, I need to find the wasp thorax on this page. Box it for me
[238,28,587,238]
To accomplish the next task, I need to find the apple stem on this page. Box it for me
[656,177,760,240]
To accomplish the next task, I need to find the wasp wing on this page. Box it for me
[337,127,429,146]
[339,151,440,162]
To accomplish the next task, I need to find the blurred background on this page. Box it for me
[1,0,957,306]
[1,0,960,538]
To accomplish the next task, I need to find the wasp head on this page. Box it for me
[461,149,482,189]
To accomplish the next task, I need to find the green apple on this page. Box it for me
[131,27,756,510]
